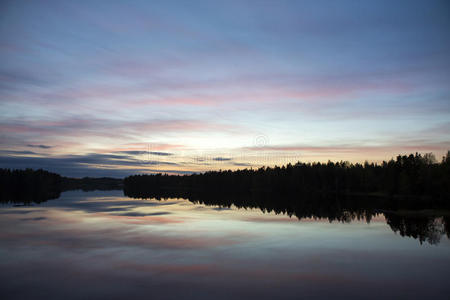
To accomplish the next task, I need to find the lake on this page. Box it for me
[1,190,449,299]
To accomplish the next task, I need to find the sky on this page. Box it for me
[0,0,449,177]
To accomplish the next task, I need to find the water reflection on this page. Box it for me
[125,190,450,245]
[385,212,450,245]
[2,189,450,245]
[1,191,450,300]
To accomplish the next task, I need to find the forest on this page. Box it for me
[124,152,450,204]
[122,152,450,244]
[0,169,122,203]
[0,168,62,203]
[2,152,449,205]
[2,153,449,244]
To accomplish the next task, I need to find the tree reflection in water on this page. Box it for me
[2,188,449,245]
[385,213,450,245]
[125,189,450,245]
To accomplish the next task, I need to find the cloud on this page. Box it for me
[0,0,448,176]
[27,144,52,149]
[149,151,173,156]
[20,217,47,221]
[212,157,232,161]
[113,151,148,155]
[0,210,43,215]
[0,118,242,147]
[0,69,53,90]
[0,150,38,155]
[117,151,173,156]
[0,154,184,178]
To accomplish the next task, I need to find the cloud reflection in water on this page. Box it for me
[0,190,449,300]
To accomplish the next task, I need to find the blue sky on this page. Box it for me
[1,0,449,177]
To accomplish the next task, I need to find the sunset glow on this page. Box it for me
[1,0,449,177]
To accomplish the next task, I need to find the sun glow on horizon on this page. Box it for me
[0,0,449,177]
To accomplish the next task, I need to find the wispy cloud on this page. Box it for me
[0,0,449,175]
[27,144,52,149]
[0,152,183,177]
[212,157,232,161]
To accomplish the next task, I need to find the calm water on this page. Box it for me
[1,190,449,300]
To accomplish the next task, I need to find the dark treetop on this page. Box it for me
[124,152,450,204]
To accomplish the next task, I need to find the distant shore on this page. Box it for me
[1,152,449,206]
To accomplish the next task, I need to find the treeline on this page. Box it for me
[0,168,62,203]
[123,173,450,244]
[0,169,123,203]
[187,191,450,245]
[124,152,450,203]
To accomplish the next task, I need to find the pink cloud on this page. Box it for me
[0,118,241,142]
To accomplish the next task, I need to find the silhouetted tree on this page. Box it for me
[124,152,450,204]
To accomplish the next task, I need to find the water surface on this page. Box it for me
[1,190,449,299]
